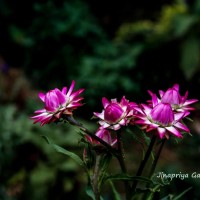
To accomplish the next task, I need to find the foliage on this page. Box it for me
[0,104,96,200]
[1,0,200,107]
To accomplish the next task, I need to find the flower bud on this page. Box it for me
[150,103,174,126]
[104,103,124,124]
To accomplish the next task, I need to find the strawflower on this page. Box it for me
[134,102,190,139]
[93,96,137,130]
[31,80,84,126]
[148,84,198,112]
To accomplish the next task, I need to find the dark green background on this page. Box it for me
[0,0,200,199]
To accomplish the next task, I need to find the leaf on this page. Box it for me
[174,15,197,37]
[42,135,85,168]
[180,37,200,80]
[86,186,104,200]
[172,187,192,200]
[108,180,121,200]
[99,153,112,188]
[106,174,153,184]
[86,187,96,200]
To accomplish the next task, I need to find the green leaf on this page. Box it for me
[86,186,104,200]
[172,187,192,200]
[108,180,121,200]
[180,37,200,80]
[174,15,197,37]
[42,135,85,168]
[86,187,95,200]
[106,174,153,184]
[99,153,112,188]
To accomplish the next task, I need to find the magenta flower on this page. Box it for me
[148,84,198,112]
[31,80,84,126]
[135,102,190,139]
[93,96,138,130]
[86,128,117,146]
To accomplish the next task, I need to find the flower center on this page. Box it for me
[104,103,124,124]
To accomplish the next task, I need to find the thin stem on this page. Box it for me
[148,138,166,179]
[131,135,157,191]
[116,131,127,173]
[91,154,101,200]
[65,116,117,156]
[116,131,131,200]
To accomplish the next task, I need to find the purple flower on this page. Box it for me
[135,102,190,139]
[148,84,198,112]
[31,80,84,126]
[93,96,138,130]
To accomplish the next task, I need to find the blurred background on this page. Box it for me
[0,0,200,199]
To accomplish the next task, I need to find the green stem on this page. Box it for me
[148,138,166,179]
[91,154,101,200]
[65,116,117,156]
[131,135,157,191]
[116,131,131,200]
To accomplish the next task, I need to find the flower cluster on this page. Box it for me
[31,80,84,126]
[31,82,197,140]
[30,81,198,200]
[134,84,198,139]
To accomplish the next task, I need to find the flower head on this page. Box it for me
[148,84,198,112]
[31,80,84,126]
[93,96,137,130]
[135,102,190,139]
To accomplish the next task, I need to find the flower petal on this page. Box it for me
[165,126,183,138]
[66,80,75,97]
[157,127,166,139]
[38,92,45,102]
[174,122,189,132]
[102,97,110,108]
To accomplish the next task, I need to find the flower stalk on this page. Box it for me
[91,154,101,200]
[132,135,157,191]
[116,131,131,200]
[148,138,166,179]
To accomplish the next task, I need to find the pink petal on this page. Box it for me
[172,84,179,91]
[55,89,66,104]
[159,90,164,98]
[174,122,189,132]
[165,126,183,138]
[113,124,121,130]
[174,112,185,121]
[147,90,154,97]
[183,99,198,106]
[157,127,166,139]
[111,98,117,103]
[38,92,45,102]
[93,111,105,120]
[70,89,84,100]
[151,93,159,107]
[62,87,67,94]
[141,104,152,115]
[120,96,128,107]
[102,97,110,108]
[66,80,75,97]
[181,91,188,103]
[99,121,110,128]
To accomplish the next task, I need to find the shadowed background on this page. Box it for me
[0,0,200,199]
